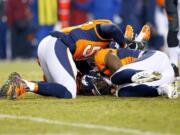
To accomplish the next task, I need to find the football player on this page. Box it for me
[76,23,177,98]
[91,46,178,99]
[165,0,180,76]
[0,19,130,99]
[78,23,178,99]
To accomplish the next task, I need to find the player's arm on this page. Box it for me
[94,49,122,76]
[97,23,125,47]
[104,51,122,73]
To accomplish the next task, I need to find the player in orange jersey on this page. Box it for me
[77,25,178,98]
[78,47,178,99]
[0,19,129,99]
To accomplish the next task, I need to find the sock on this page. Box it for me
[157,87,163,96]
[157,84,168,96]
[37,82,72,98]
[23,80,38,92]
[168,46,180,66]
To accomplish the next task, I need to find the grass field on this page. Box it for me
[0,60,180,135]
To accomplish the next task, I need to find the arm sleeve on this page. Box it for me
[98,23,125,47]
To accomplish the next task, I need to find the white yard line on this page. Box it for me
[0,133,105,135]
[0,114,173,135]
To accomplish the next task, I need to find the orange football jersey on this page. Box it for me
[94,48,140,76]
[61,19,113,60]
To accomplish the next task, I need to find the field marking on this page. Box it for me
[0,114,173,135]
[1,133,78,135]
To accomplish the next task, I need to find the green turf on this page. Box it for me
[0,60,180,135]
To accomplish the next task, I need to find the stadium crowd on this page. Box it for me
[0,0,171,59]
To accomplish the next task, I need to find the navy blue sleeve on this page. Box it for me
[98,23,125,47]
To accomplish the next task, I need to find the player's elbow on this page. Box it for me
[109,24,120,34]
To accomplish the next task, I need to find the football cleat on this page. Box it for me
[135,24,151,43]
[0,72,21,98]
[158,83,178,99]
[131,70,162,84]
[124,25,134,41]
[0,81,9,97]
[0,72,28,99]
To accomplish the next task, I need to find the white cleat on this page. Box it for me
[158,83,178,99]
[131,70,162,84]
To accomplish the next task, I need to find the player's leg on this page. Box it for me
[116,84,159,97]
[116,83,178,99]
[111,50,159,85]
[137,51,175,86]
[0,36,53,99]
[36,35,54,82]
[0,36,77,99]
[165,0,180,68]
[32,36,77,98]
[111,50,175,86]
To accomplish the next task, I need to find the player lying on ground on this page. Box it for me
[89,47,178,99]
[0,19,135,99]
[78,24,178,99]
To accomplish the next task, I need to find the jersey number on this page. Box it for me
[83,45,101,57]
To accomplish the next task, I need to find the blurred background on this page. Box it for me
[0,0,168,60]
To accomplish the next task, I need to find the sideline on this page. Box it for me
[0,114,173,135]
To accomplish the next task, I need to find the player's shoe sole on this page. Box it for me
[131,70,162,84]
[0,81,9,97]
[0,72,26,99]
[140,24,151,41]
[0,72,21,98]
[135,24,151,42]
[124,25,134,41]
